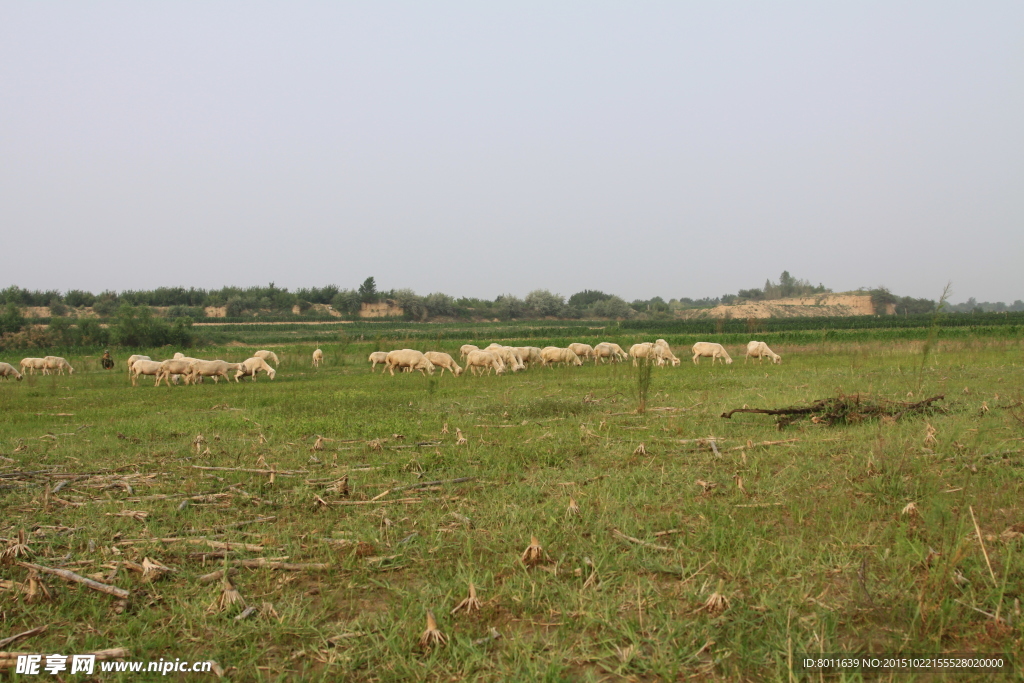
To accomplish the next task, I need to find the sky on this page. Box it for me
[2,3,1022,303]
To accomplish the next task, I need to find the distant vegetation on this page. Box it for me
[0,273,1020,351]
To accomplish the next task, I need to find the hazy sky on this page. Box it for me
[2,3,1022,303]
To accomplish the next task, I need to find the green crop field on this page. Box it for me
[2,332,1023,681]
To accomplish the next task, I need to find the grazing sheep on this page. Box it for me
[254,350,280,366]
[368,351,389,371]
[593,342,628,363]
[465,349,506,376]
[459,344,479,360]
[189,359,245,384]
[0,362,23,381]
[568,343,594,362]
[43,356,75,375]
[629,343,658,365]
[126,355,151,378]
[130,359,164,387]
[692,342,733,365]
[20,358,46,375]
[514,346,543,367]
[156,358,196,386]
[384,349,435,376]
[312,348,323,368]
[236,357,277,382]
[424,351,463,377]
[485,345,525,372]
[653,343,681,367]
[540,347,583,367]
[745,341,781,364]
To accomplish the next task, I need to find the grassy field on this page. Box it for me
[2,335,1023,681]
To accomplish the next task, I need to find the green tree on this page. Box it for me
[359,277,378,304]
[0,303,26,335]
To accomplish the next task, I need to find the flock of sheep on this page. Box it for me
[126,351,279,386]
[0,340,781,385]
[364,340,782,377]
[1,356,75,381]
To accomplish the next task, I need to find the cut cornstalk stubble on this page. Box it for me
[633,443,647,456]
[451,582,482,615]
[456,428,468,446]
[521,536,544,567]
[566,497,581,518]
[312,435,324,452]
[1,529,32,565]
[419,611,447,649]
[211,577,246,614]
[700,579,729,615]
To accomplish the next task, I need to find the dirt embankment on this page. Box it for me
[677,294,892,319]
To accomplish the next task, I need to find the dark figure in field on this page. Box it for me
[101,351,114,370]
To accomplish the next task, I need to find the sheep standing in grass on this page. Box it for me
[254,350,280,366]
[465,350,506,376]
[424,351,463,377]
[485,344,526,372]
[594,342,628,363]
[541,347,583,367]
[126,355,151,378]
[745,341,781,364]
[568,343,594,362]
[20,358,46,375]
[629,343,659,365]
[368,351,389,371]
[236,357,277,382]
[130,359,164,387]
[156,358,196,386]
[514,346,543,368]
[653,342,681,367]
[43,356,75,375]
[692,342,733,365]
[189,360,245,384]
[0,362,23,381]
[384,349,435,376]
[312,349,323,368]
[459,344,479,360]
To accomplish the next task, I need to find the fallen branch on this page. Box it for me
[191,466,307,476]
[372,477,476,500]
[0,648,129,670]
[721,394,945,425]
[319,497,422,506]
[197,559,331,583]
[611,529,675,552]
[0,625,48,649]
[183,516,277,535]
[18,562,130,599]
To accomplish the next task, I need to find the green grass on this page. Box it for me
[2,334,1023,681]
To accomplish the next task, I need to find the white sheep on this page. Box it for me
[0,362,23,381]
[254,350,280,366]
[513,346,543,367]
[236,357,277,382]
[424,351,463,377]
[541,347,583,367]
[156,358,196,386]
[43,356,74,375]
[459,344,479,360]
[692,342,733,365]
[126,355,151,378]
[593,342,628,363]
[20,358,46,375]
[465,349,506,376]
[485,344,526,372]
[384,349,435,376]
[745,341,781,364]
[130,359,165,387]
[568,343,595,361]
[629,343,660,365]
[368,351,389,371]
[653,343,681,367]
[189,359,245,384]
[312,348,323,368]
